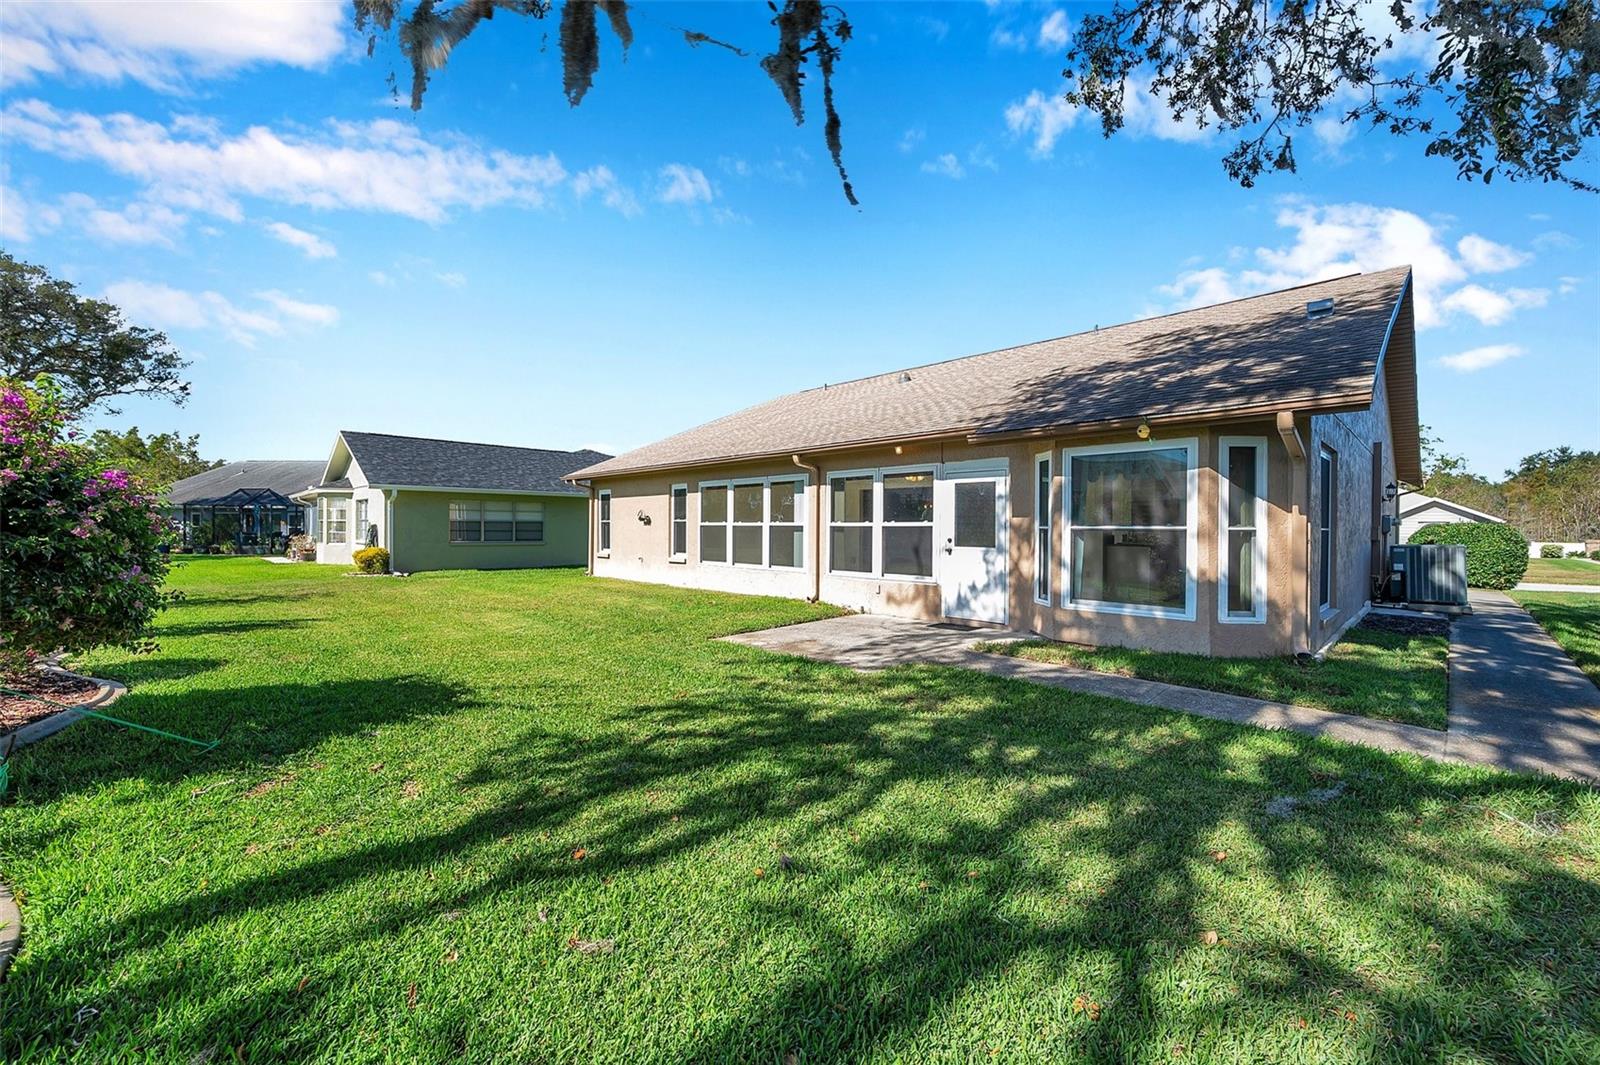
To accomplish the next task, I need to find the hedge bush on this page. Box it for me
[1540,543,1565,559]
[1408,521,1529,589]
[353,546,390,574]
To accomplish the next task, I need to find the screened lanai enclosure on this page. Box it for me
[167,460,325,555]
[179,488,307,553]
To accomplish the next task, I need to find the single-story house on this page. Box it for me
[567,267,1422,658]
[168,460,324,553]
[1396,492,1506,542]
[293,431,610,571]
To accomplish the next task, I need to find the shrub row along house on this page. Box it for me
[567,268,1422,658]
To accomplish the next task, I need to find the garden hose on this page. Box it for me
[0,686,222,798]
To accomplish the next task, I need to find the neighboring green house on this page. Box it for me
[294,431,610,572]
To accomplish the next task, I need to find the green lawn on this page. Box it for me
[1512,591,1600,687]
[1524,557,1600,586]
[2,559,1597,1062]
[978,625,1451,730]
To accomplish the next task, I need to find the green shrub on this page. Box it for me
[1409,522,1529,589]
[1540,543,1564,559]
[1591,550,1600,561]
[353,546,390,574]
[1568,549,1588,558]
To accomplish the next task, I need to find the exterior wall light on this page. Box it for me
[636,510,651,524]
[1136,422,1152,440]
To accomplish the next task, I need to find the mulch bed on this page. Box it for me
[1361,612,1452,639]
[1,671,102,733]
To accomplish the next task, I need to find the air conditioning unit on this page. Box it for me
[1389,544,1468,606]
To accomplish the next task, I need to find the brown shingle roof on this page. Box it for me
[569,267,1416,481]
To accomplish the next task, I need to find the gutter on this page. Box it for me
[791,453,822,603]
[1275,410,1312,657]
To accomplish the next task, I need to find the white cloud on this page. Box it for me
[967,143,999,172]
[1038,11,1070,49]
[73,197,186,246]
[256,290,339,326]
[898,126,926,153]
[917,16,950,42]
[1438,344,1526,373]
[4,99,568,224]
[656,163,714,206]
[1532,230,1579,251]
[1455,234,1527,273]
[103,278,336,345]
[920,153,966,180]
[572,165,642,218]
[264,220,336,259]
[990,25,1031,51]
[1312,116,1355,153]
[1558,275,1580,296]
[1004,90,1081,156]
[1156,200,1549,330]
[369,270,393,287]
[435,271,468,289]
[0,181,61,242]
[1117,77,1213,143]
[1438,284,1548,326]
[0,0,346,91]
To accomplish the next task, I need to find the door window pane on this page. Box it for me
[953,481,996,548]
[883,526,933,577]
[882,472,934,523]
[1071,449,1188,527]
[1071,529,1186,609]
[831,476,872,523]
[830,526,872,572]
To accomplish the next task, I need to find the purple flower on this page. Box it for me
[0,390,26,410]
[100,468,131,490]
[0,468,17,485]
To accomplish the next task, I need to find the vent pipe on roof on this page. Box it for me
[899,372,912,383]
[1306,298,1334,320]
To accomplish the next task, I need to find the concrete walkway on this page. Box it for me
[1443,589,1600,782]
[724,596,1600,784]
[1515,582,1600,593]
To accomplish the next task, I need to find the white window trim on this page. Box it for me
[698,481,730,565]
[697,476,809,569]
[354,498,370,546]
[1217,436,1268,625]
[1059,437,1199,621]
[597,490,611,558]
[321,496,351,545]
[669,483,688,563]
[825,464,939,583]
[1034,451,1052,606]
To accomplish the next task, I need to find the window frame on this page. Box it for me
[698,476,809,569]
[1217,436,1268,625]
[1318,445,1337,612]
[825,464,938,583]
[597,490,611,557]
[1034,451,1052,605]
[354,498,370,545]
[447,498,548,545]
[1059,437,1199,621]
[321,497,350,544]
[669,483,688,563]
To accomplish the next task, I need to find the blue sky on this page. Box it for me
[2,1,1595,480]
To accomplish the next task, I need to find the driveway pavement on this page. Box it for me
[724,593,1600,784]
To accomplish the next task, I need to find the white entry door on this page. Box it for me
[936,465,1009,623]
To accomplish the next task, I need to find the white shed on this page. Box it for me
[1397,492,1507,543]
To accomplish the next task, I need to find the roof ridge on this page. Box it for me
[797,265,1411,396]
[340,429,598,456]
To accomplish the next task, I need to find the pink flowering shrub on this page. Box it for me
[0,378,177,673]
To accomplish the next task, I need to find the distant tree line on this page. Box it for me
[1421,428,1600,542]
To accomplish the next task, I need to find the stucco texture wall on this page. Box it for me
[392,492,588,572]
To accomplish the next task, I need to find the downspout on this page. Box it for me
[385,489,397,570]
[1275,411,1311,656]
[792,454,822,603]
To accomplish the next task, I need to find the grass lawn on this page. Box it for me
[1524,557,1600,586]
[2,559,1597,1062]
[1511,591,1600,687]
[978,624,1450,730]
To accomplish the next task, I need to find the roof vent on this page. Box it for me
[899,372,912,383]
[1306,297,1335,320]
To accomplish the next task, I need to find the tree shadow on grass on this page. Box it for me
[152,617,314,639]
[6,656,1597,1061]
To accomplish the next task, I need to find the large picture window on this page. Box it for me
[451,500,546,543]
[1219,438,1266,623]
[1062,439,1196,619]
[1318,446,1336,609]
[700,477,806,567]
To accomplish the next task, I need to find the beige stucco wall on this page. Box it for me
[589,421,1329,657]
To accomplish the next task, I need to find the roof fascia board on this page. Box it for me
[366,483,587,497]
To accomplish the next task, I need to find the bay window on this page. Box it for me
[1062,439,1196,619]
[1219,438,1266,623]
[321,497,349,544]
